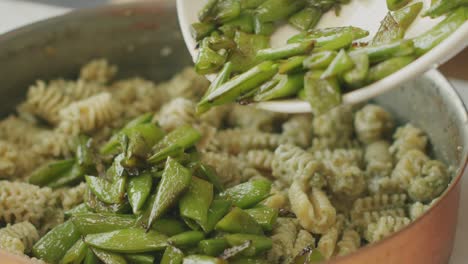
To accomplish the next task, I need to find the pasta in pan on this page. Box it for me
[0,60,454,263]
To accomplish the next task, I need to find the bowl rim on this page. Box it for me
[0,2,467,263]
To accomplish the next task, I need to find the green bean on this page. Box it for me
[84,248,99,264]
[358,39,414,63]
[179,177,214,225]
[151,218,189,236]
[321,49,354,79]
[219,12,255,37]
[183,255,228,264]
[424,0,468,17]
[393,2,424,30]
[203,62,233,100]
[198,238,229,256]
[191,22,216,41]
[85,175,127,204]
[343,51,369,88]
[254,72,304,101]
[60,239,88,264]
[366,56,415,83]
[303,51,337,69]
[413,7,468,56]
[254,17,275,35]
[148,125,201,164]
[196,164,225,192]
[256,40,315,61]
[100,113,153,155]
[303,71,341,115]
[161,246,184,264]
[289,7,322,31]
[225,234,272,256]
[144,158,192,229]
[256,0,307,22]
[65,203,92,218]
[199,199,233,233]
[287,26,369,45]
[85,187,132,214]
[197,61,278,114]
[214,0,242,23]
[240,0,266,9]
[128,172,153,214]
[33,220,81,263]
[199,0,219,22]
[373,2,423,45]
[168,231,206,248]
[123,123,166,164]
[71,213,136,235]
[76,136,94,169]
[215,207,264,235]
[195,39,228,75]
[85,228,167,253]
[48,163,86,189]
[387,0,411,11]
[124,254,155,264]
[278,56,307,74]
[107,154,127,179]
[219,179,271,209]
[229,31,270,72]
[28,159,75,186]
[91,248,128,264]
[245,207,278,231]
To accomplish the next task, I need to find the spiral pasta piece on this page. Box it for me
[58,92,120,135]
[0,116,46,148]
[364,216,411,242]
[228,105,288,132]
[408,160,449,202]
[336,229,361,257]
[155,98,198,132]
[211,129,292,154]
[0,141,44,180]
[365,140,394,178]
[409,202,430,220]
[79,59,117,84]
[390,124,428,160]
[0,181,57,226]
[293,229,315,255]
[351,193,407,226]
[273,144,328,188]
[0,221,39,254]
[354,104,394,144]
[281,115,313,148]
[164,67,210,100]
[239,150,275,171]
[317,216,344,259]
[56,182,87,211]
[289,181,336,234]
[267,218,299,264]
[391,150,429,189]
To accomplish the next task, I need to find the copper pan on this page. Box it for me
[0,1,466,263]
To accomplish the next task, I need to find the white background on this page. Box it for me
[0,1,466,263]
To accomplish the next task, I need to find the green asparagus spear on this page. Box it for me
[148,126,201,164]
[84,248,99,264]
[124,254,155,264]
[191,22,216,41]
[278,56,307,74]
[254,72,304,101]
[203,62,233,100]
[225,234,272,256]
[245,207,278,231]
[358,39,414,63]
[229,31,270,72]
[195,39,228,75]
[85,175,127,204]
[183,255,227,264]
[91,248,128,264]
[343,51,370,88]
[179,177,214,226]
[199,199,233,233]
[28,159,75,186]
[151,218,189,236]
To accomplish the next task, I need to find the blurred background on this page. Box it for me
[0,0,466,263]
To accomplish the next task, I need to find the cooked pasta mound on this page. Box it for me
[0,60,453,263]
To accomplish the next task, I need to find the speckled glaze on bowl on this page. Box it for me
[0,2,466,264]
